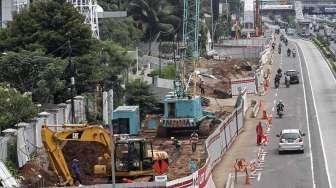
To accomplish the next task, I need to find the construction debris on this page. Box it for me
[19,160,58,188]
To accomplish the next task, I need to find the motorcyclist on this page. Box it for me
[274,74,280,88]
[272,42,275,50]
[285,74,290,87]
[287,48,291,56]
[277,68,282,77]
[292,48,296,57]
[277,100,284,114]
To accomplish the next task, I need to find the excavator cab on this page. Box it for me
[114,137,154,175]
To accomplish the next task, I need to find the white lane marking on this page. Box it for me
[275,92,278,97]
[295,41,325,188]
[272,106,275,112]
[257,173,261,181]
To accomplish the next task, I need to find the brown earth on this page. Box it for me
[188,58,257,98]
[62,141,110,185]
[19,160,58,188]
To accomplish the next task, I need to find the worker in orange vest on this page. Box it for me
[256,121,263,145]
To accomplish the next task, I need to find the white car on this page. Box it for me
[277,129,305,154]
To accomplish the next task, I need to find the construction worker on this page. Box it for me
[256,121,263,145]
[70,159,82,185]
[190,131,199,152]
[171,137,181,152]
[199,80,205,95]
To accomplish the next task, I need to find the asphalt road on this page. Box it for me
[296,39,336,188]
[250,38,331,188]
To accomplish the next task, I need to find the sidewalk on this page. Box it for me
[211,95,264,188]
[212,50,274,188]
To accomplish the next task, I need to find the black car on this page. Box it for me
[285,70,300,84]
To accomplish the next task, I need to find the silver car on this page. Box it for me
[277,129,305,154]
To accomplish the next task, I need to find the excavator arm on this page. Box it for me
[41,126,74,185]
[41,125,112,185]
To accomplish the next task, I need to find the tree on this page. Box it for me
[0,84,38,130]
[0,0,94,57]
[125,79,159,119]
[0,51,67,104]
[100,17,143,48]
[128,0,181,42]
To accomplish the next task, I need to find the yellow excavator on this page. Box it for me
[41,124,169,185]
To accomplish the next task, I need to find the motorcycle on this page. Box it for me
[275,76,280,88]
[277,107,284,118]
[278,47,281,54]
[287,49,291,57]
[292,51,296,58]
[285,78,290,88]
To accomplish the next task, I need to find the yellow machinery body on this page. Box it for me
[41,124,168,185]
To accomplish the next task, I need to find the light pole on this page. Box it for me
[107,89,116,188]
[211,0,214,50]
[67,33,76,124]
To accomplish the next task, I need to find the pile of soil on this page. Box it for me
[192,58,257,98]
[20,161,58,188]
[62,141,109,184]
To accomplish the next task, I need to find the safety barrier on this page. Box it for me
[231,77,257,96]
[91,99,246,188]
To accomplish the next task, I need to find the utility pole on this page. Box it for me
[107,89,116,187]
[211,0,214,49]
[68,33,76,124]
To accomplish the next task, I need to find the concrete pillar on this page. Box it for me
[74,95,85,123]
[36,112,50,147]
[57,103,67,125]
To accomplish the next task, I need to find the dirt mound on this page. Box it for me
[62,141,109,184]
[20,161,58,188]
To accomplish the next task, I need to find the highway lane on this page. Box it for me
[251,39,314,188]
[296,39,336,188]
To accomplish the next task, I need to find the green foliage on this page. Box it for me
[0,85,38,129]
[73,41,133,94]
[4,160,19,178]
[0,0,94,57]
[128,0,181,41]
[0,51,67,103]
[125,79,159,119]
[100,17,143,48]
[152,64,176,80]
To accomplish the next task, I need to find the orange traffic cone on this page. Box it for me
[268,114,273,125]
[245,169,251,185]
[262,110,268,120]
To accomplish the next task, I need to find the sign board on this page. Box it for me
[231,77,257,96]
[261,5,293,10]
[155,175,168,182]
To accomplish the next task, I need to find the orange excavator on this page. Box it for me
[41,124,169,185]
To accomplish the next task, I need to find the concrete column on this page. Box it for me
[36,112,50,147]
[74,96,83,123]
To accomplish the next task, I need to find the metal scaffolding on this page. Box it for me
[182,0,201,59]
[68,0,100,39]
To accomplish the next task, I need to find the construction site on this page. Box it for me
[13,53,262,187]
[5,0,266,186]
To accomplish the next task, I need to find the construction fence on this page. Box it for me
[95,93,246,188]
[14,95,87,168]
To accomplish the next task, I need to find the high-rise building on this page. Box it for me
[0,0,29,28]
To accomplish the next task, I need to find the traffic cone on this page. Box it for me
[268,114,273,125]
[245,170,251,185]
[262,110,268,120]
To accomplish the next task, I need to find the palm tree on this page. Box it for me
[128,0,181,54]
